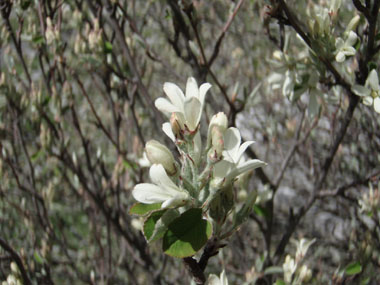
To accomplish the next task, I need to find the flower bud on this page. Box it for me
[10,262,19,274]
[207,112,228,158]
[299,264,312,282]
[208,127,224,162]
[346,15,360,34]
[208,112,228,137]
[145,140,176,175]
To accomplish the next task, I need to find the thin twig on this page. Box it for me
[0,237,31,285]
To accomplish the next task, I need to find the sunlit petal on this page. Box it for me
[367,70,379,91]
[155,98,181,113]
[163,82,185,110]
[184,97,202,131]
[374,97,380,113]
[132,183,173,204]
[162,122,176,142]
[185,77,199,99]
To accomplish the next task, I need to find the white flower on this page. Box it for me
[358,182,380,214]
[45,17,59,44]
[283,255,297,283]
[295,238,316,262]
[335,31,358,63]
[212,127,266,186]
[132,164,190,208]
[207,270,228,285]
[352,69,380,113]
[155,77,212,132]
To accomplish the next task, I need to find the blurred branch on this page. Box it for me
[0,237,31,285]
[317,170,380,198]
[100,0,165,129]
[0,1,32,87]
[208,0,245,67]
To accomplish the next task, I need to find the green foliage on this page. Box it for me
[162,208,212,258]
[0,0,379,284]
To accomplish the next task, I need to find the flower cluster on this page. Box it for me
[132,77,266,211]
[130,77,266,262]
[281,238,315,284]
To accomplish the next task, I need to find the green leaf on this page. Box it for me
[21,0,31,10]
[274,279,286,285]
[264,266,284,275]
[147,209,180,243]
[345,261,362,275]
[32,35,45,45]
[163,208,212,258]
[129,203,162,216]
[34,251,44,264]
[143,210,166,241]
[361,277,371,285]
[253,205,268,217]
[104,41,113,53]
[31,149,43,161]
[368,62,377,72]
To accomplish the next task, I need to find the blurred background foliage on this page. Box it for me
[0,0,379,284]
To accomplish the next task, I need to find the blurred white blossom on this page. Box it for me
[352,69,380,113]
[335,31,358,63]
[207,270,228,285]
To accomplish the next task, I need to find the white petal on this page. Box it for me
[213,160,234,179]
[343,46,356,56]
[226,159,266,181]
[363,96,373,106]
[346,31,358,46]
[161,194,189,208]
[184,97,202,131]
[207,274,220,285]
[335,52,345,63]
[220,270,228,285]
[163,82,185,111]
[236,141,255,163]
[267,73,284,85]
[199,82,212,106]
[149,164,179,193]
[155,98,182,113]
[132,183,171,204]
[212,160,234,187]
[223,127,241,162]
[335,37,344,49]
[282,72,294,96]
[162,122,176,142]
[352,85,371,97]
[374,97,380,113]
[366,70,379,91]
[185,77,199,99]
